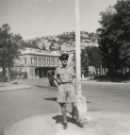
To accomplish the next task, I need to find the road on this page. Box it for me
[0,79,130,134]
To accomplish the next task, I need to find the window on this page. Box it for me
[24,57,27,64]
[31,57,33,64]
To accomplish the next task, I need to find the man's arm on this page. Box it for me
[53,68,63,87]
[53,69,59,87]
[53,78,59,87]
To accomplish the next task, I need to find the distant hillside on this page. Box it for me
[24,31,98,51]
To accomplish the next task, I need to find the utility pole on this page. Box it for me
[75,0,82,95]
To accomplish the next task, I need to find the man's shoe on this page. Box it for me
[63,122,68,129]
[75,120,84,128]
[78,122,84,128]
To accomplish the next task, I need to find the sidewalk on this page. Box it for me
[4,112,130,135]
[82,79,130,85]
[0,78,52,92]
[0,81,32,92]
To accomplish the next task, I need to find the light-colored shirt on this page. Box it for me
[55,66,75,83]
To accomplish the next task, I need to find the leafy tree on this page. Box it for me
[81,49,88,76]
[97,0,130,76]
[81,46,102,76]
[0,24,20,81]
[13,34,26,49]
[85,46,102,66]
[57,32,75,49]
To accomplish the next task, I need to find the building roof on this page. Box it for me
[20,48,60,56]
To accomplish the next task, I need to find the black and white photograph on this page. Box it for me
[0,0,130,134]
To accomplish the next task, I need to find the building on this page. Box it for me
[14,48,60,79]
[13,32,99,79]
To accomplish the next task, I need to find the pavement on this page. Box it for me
[4,112,130,135]
[1,78,130,135]
[0,81,32,92]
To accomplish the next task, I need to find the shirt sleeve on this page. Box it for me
[68,66,76,78]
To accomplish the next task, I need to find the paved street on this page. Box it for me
[0,80,58,134]
[83,81,130,113]
[0,79,130,134]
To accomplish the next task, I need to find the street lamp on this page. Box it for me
[75,0,82,95]
[75,1,88,124]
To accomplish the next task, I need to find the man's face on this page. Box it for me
[61,59,68,67]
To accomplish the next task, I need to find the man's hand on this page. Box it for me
[53,79,59,87]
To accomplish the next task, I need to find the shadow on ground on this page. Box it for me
[44,97,57,102]
[44,97,91,104]
[0,128,4,135]
[35,85,57,90]
[52,114,82,128]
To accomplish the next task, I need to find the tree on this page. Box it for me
[13,34,25,49]
[81,49,88,76]
[85,46,102,66]
[97,0,130,76]
[81,46,102,76]
[0,24,20,81]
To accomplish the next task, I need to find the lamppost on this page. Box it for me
[75,0,82,95]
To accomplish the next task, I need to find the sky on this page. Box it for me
[0,0,118,39]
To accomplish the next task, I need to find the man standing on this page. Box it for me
[54,53,76,129]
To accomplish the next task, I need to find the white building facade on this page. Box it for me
[14,48,60,79]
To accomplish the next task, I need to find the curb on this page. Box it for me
[0,84,32,92]
[82,80,130,85]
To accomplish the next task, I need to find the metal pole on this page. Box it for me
[75,0,82,95]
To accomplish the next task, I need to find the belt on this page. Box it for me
[58,82,72,85]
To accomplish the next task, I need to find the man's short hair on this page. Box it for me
[59,53,69,61]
